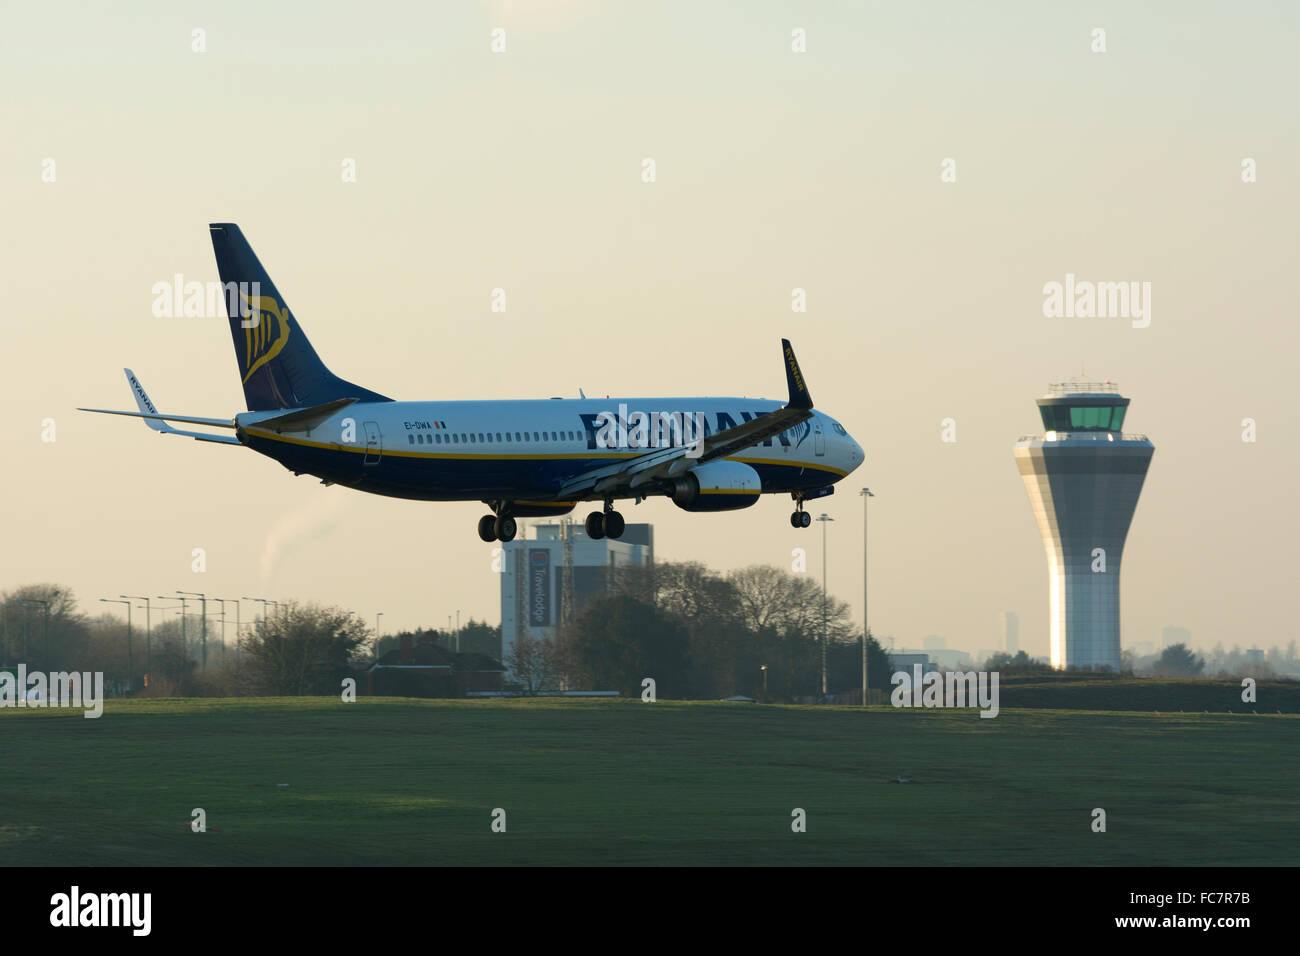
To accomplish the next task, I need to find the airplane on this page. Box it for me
[81,224,864,542]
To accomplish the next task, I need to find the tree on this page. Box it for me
[827,631,893,696]
[1155,643,1205,678]
[455,619,502,659]
[982,650,1050,674]
[239,602,370,695]
[139,619,199,695]
[505,632,561,694]
[1,583,90,672]
[556,595,691,698]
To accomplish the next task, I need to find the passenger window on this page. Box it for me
[408,435,414,445]
[435,434,441,444]
[470,434,477,444]
[496,432,502,442]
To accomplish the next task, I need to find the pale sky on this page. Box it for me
[3,1,1296,658]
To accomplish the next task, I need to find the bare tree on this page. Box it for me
[505,632,561,695]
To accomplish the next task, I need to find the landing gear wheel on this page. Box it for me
[799,510,812,528]
[495,515,517,542]
[478,514,498,542]
[790,511,802,528]
[585,511,605,540]
[604,510,625,539]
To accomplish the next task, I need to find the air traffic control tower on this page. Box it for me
[1014,382,1154,671]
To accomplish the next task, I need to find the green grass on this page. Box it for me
[996,675,1300,713]
[3,697,1296,865]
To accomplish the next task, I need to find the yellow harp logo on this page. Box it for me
[240,292,292,383]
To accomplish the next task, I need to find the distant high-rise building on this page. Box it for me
[1002,611,1020,654]
[1161,626,1190,650]
[923,635,946,650]
[1015,381,1154,671]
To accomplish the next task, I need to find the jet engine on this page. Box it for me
[668,460,762,512]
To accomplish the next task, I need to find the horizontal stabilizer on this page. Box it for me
[77,368,241,445]
[78,407,237,429]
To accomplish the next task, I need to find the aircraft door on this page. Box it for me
[363,421,382,465]
[814,422,825,457]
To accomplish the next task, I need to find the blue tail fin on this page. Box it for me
[209,223,391,411]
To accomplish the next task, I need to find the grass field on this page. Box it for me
[3,697,1296,865]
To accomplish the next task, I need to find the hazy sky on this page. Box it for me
[3,1,1296,658]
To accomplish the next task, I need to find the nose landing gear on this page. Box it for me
[790,495,812,528]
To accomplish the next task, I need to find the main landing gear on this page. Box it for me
[478,512,517,542]
[790,496,812,528]
[585,500,625,540]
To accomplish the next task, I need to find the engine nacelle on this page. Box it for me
[669,460,762,512]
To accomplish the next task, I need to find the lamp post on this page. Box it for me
[213,599,236,665]
[177,591,207,670]
[815,514,834,700]
[244,596,271,627]
[760,664,768,702]
[99,598,133,688]
[860,487,874,707]
[123,596,151,679]
[375,612,384,660]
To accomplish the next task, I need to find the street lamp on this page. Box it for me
[123,596,152,679]
[213,598,239,666]
[99,598,133,688]
[815,514,834,700]
[760,664,768,702]
[243,596,272,628]
[177,591,208,670]
[860,487,875,707]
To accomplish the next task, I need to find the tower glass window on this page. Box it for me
[1039,404,1126,432]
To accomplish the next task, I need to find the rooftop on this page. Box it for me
[1046,381,1121,396]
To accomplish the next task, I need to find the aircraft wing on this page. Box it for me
[78,369,242,445]
[556,338,814,500]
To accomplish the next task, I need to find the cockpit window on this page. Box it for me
[832,422,847,436]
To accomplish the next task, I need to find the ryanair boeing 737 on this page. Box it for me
[82,224,864,541]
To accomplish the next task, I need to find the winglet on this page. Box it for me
[782,339,813,410]
[124,368,173,433]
